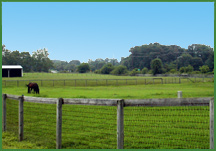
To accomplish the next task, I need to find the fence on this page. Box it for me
[2,94,214,149]
[2,77,214,88]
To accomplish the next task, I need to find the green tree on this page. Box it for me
[169,69,177,74]
[177,53,193,68]
[185,65,194,73]
[20,52,33,72]
[191,57,203,71]
[129,68,140,76]
[77,63,90,73]
[100,63,114,74]
[179,67,185,73]
[151,58,163,75]
[32,48,53,72]
[204,51,214,71]
[199,65,210,74]
[141,67,148,74]
[188,44,213,63]
[111,65,128,75]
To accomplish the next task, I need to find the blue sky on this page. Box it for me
[2,2,214,63]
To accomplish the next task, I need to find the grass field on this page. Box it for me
[2,73,214,149]
[2,72,213,88]
[2,82,214,99]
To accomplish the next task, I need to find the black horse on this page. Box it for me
[26,82,40,94]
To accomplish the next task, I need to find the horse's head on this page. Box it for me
[26,83,33,87]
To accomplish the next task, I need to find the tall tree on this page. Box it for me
[188,44,213,63]
[151,58,163,75]
[77,63,90,73]
[100,63,114,74]
[20,52,33,72]
[32,48,53,72]
[177,53,193,68]
[204,51,214,71]
[191,57,203,71]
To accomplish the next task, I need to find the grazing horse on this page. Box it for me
[26,83,40,94]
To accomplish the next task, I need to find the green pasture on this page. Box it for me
[2,73,214,149]
[2,82,214,99]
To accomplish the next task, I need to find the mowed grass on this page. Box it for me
[2,82,214,99]
[2,73,214,149]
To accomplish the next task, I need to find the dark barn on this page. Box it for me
[2,65,23,77]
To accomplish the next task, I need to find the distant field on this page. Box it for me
[2,72,213,88]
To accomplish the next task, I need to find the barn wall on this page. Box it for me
[2,69,9,77]
[2,69,22,77]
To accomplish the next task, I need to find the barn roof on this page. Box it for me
[2,65,23,69]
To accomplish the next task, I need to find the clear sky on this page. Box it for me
[2,2,214,63]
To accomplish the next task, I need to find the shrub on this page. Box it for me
[141,67,148,74]
[100,63,114,74]
[111,65,128,75]
[129,68,140,76]
[77,63,90,73]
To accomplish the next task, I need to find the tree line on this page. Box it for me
[121,43,214,74]
[2,45,53,72]
[2,43,214,75]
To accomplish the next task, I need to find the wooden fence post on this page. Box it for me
[19,95,24,141]
[117,99,124,149]
[177,91,182,98]
[75,80,76,87]
[2,94,7,131]
[56,98,63,149]
[210,98,214,149]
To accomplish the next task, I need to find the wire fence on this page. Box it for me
[62,105,117,149]
[2,77,214,88]
[5,99,18,134]
[22,72,214,78]
[23,102,56,148]
[2,94,214,149]
[124,106,210,149]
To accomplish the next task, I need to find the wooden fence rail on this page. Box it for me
[2,94,214,149]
